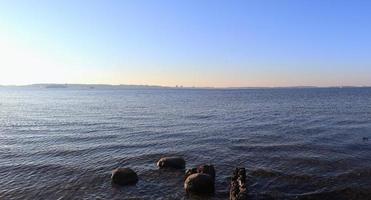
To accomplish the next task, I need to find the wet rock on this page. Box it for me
[197,164,215,180]
[184,173,215,195]
[157,156,186,169]
[230,167,248,200]
[184,164,216,195]
[185,168,198,180]
[111,168,138,186]
[185,164,215,180]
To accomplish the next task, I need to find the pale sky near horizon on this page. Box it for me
[0,0,371,87]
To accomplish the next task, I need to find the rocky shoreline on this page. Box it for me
[111,156,248,199]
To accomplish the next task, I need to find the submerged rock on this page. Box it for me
[184,173,215,195]
[230,167,248,200]
[157,156,186,169]
[111,168,138,186]
[184,164,216,195]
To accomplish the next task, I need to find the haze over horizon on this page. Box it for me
[1,0,371,87]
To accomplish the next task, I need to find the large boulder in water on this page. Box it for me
[185,164,215,180]
[184,164,216,195]
[111,168,138,186]
[197,165,215,180]
[157,156,186,169]
[184,173,215,195]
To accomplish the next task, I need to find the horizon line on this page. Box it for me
[1,83,371,89]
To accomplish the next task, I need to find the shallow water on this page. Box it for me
[1,88,371,199]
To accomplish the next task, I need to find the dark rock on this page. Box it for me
[111,168,138,186]
[157,156,186,169]
[184,173,215,195]
[184,164,216,196]
[185,168,198,180]
[185,164,215,181]
[230,167,248,200]
[197,165,215,180]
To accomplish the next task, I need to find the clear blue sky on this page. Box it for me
[0,0,370,87]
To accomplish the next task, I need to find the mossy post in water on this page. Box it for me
[230,167,248,200]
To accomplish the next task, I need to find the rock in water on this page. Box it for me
[185,168,198,180]
[185,164,215,180]
[111,168,138,186]
[184,164,216,195]
[157,156,186,169]
[184,173,215,195]
[197,165,215,180]
[230,167,248,200]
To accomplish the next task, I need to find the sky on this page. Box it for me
[0,0,371,87]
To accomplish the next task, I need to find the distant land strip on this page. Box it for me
[0,84,370,90]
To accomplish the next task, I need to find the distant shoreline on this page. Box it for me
[0,83,371,90]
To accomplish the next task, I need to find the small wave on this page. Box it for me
[335,119,368,126]
[185,114,215,120]
[249,168,313,181]
[336,168,371,181]
[295,187,371,200]
[58,134,119,143]
[250,168,283,178]
[230,143,305,152]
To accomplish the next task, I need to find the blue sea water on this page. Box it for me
[1,87,371,199]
